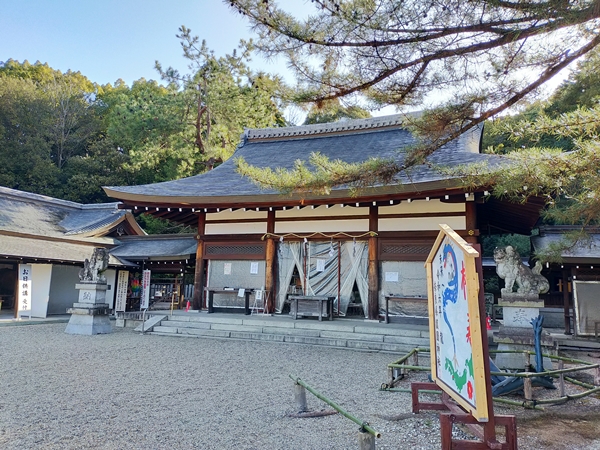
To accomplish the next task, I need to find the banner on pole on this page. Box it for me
[140,269,151,310]
[115,270,129,312]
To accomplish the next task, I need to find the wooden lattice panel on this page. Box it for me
[380,242,433,261]
[204,243,265,260]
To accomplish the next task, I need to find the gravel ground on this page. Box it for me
[1,323,599,450]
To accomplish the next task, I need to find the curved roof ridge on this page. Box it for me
[245,112,421,140]
[0,185,120,211]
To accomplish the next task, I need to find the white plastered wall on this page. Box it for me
[379,216,466,231]
[204,200,466,234]
[379,199,465,214]
[27,264,52,318]
[275,219,369,234]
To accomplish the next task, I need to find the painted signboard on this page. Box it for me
[115,270,129,313]
[426,224,489,421]
[140,269,151,310]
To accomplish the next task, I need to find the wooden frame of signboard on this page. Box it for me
[426,224,488,420]
[417,224,516,449]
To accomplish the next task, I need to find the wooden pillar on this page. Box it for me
[13,263,19,319]
[192,212,206,310]
[265,210,276,313]
[465,199,477,244]
[562,269,572,335]
[367,205,379,320]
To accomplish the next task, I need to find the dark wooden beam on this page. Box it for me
[465,200,478,245]
[368,205,379,320]
[192,212,206,310]
[265,210,276,313]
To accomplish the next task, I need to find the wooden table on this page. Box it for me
[208,289,253,315]
[288,295,334,321]
[384,296,427,324]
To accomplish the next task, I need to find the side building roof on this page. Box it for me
[532,226,600,264]
[0,186,143,266]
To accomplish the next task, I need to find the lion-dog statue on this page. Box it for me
[493,246,550,296]
[79,248,109,283]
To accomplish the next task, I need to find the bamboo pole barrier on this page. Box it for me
[290,375,381,438]
[387,364,429,371]
[490,363,598,378]
[534,386,600,404]
[490,349,598,367]
[379,387,544,410]
[387,348,430,366]
[564,376,599,389]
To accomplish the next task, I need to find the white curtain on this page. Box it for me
[305,241,339,300]
[339,241,369,316]
[276,242,305,312]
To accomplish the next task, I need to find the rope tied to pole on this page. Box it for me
[262,231,378,241]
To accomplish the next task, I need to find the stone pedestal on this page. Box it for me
[65,283,112,335]
[493,294,552,369]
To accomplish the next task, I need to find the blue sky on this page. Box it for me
[1,0,567,117]
[1,0,294,86]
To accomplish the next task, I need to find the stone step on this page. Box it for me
[161,318,427,342]
[143,312,432,353]
[169,314,244,325]
[153,327,231,339]
[258,326,321,337]
[162,320,211,330]
[354,325,428,339]
[148,324,428,354]
[319,330,384,342]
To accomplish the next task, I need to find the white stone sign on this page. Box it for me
[502,306,540,328]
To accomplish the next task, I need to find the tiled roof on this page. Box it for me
[104,113,501,203]
[0,186,143,266]
[532,227,600,261]
[0,234,133,266]
[0,186,141,238]
[110,235,198,260]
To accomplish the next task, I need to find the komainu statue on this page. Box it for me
[494,246,550,296]
[79,248,109,283]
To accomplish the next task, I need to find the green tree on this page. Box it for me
[303,99,371,125]
[1,60,101,169]
[483,46,600,154]
[0,60,131,202]
[0,76,59,195]
[229,0,600,191]
[155,26,286,169]
[99,79,192,182]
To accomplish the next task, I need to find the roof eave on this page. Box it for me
[104,179,478,207]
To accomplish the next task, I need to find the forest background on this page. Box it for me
[2,7,600,250]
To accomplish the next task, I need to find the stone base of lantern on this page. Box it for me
[65,282,112,335]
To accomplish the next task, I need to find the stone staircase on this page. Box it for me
[135,311,431,354]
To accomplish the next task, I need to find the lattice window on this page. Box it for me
[380,242,432,261]
[204,243,265,260]
[382,244,431,255]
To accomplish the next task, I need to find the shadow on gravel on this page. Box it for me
[515,411,600,450]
